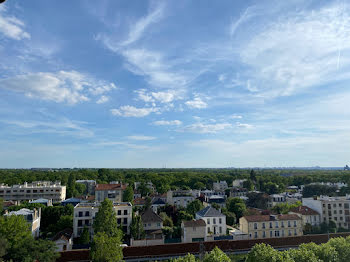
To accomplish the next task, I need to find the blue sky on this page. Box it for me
[0,0,350,168]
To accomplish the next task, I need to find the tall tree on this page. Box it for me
[93,199,122,238]
[123,186,134,203]
[80,226,90,245]
[67,173,76,198]
[91,232,123,262]
[203,246,231,262]
[186,199,204,216]
[226,197,246,222]
[130,214,145,240]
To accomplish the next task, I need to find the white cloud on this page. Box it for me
[236,122,254,129]
[121,2,165,46]
[153,120,182,126]
[184,122,232,134]
[229,114,243,119]
[127,135,156,141]
[0,71,116,104]
[240,3,350,97]
[230,6,256,37]
[110,105,158,117]
[135,89,180,104]
[185,97,207,109]
[0,6,30,40]
[96,95,109,104]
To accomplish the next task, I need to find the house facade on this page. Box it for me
[289,206,321,226]
[95,183,127,202]
[181,219,206,243]
[195,206,226,237]
[5,208,41,238]
[239,214,303,239]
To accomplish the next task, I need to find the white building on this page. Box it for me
[73,202,132,238]
[232,179,247,188]
[181,219,207,243]
[0,181,66,203]
[268,194,286,208]
[5,208,41,238]
[213,181,228,191]
[196,206,226,237]
[95,183,127,202]
[166,190,199,208]
[303,195,350,228]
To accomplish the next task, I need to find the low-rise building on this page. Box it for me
[239,214,303,239]
[73,202,132,238]
[232,179,247,188]
[230,188,248,198]
[52,228,73,251]
[289,206,321,226]
[213,181,228,191]
[0,181,66,203]
[5,208,41,238]
[268,194,286,208]
[181,219,206,243]
[166,190,199,208]
[205,195,226,208]
[196,206,226,237]
[95,183,127,202]
[303,195,350,228]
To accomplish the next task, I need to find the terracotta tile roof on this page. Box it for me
[290,206,320,216]
[243,214,301,222]
[95,184,126,191]
[134,197,146,205]
[183,219,206,227]
[141,209,163,223]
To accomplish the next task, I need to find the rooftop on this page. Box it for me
[141,209,163,223]
[242,214,301,222]
[95,183,127,191]
[183,219,206,227]
[196,206,225,217]
[75,202,132,208]
[52,228,73,242]
[290,206,320,216]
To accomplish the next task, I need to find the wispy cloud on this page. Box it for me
[230,6,256,37]
[96,95,109,104]
[0,5,30,40]
[127,135,156,141]
[185,97,207,109]
[153,120,182,126]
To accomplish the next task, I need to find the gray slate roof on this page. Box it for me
[196,206,225,217]
[141,209,163,223]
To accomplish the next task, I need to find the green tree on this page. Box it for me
[203,246,231,262]
[80,226,90,245]
[186,200,204,216]
[226,197,246,221]
[144,197,152,210]
[91,232,123,262]
[160,212,174,227]
[193,182,206,190]
[123,186,134,203]
[243,180,254,191]
[75,183,87,196]
[328,237,350,262]
[0,198,3,214]
[245,243,282,262]
[93,199,123,238]
[139,182,151,197]
[130,214,145,240]
[67,173,76,198]
[177,211,193,226]
[171,253,197,262]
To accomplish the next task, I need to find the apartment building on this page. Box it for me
[239,214,303,239]
[303,195,350,228]
[73,202,132,238]
[196,206,227,237]
[0,181,66,203]
[95,183,127,202]
[181,219,207,243]
[268,194,286,208]
[5,208,41,238]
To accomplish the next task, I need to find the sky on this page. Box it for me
[0,0,350,168]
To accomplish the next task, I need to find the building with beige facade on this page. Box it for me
[289,206,321,227]
[239,214,303,239]
[303,195,350,228]
[196,206,226,237]
[181,219,206,243]
[95,183,127,202]
[0,181,66,203]
[73,202,132,238]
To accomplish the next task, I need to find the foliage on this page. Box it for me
[80,226,90,244]
[123,186,134,203]
[0,215,59,262]
[160,212,174,227]
[303,184,337,198]
[221,208,236,226]
[177,210,194,226]
[243,180,254,191]
[272,201,302,214]
[186,200,204,216]
[93,199,123,238]
[130,214,145,240]
[226,197,247,222]
[246,192,269,209]
[203,246,231,262]
[171,253,197,262]
[91,232,123,262]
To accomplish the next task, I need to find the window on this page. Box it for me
[219,227,222,234]
[340,210,343,214]
[262,223,265,229]
[79,212,83,217]
[85,211,89,217]
[335,217,338,221]
[85,220,89,225]
[117,218,121,224]
[339,203,342,207]
[254,223,257,229]
[207,219,210,225]
[345,203,349,209]
[275,230,280,237]
[275,221,279,228]
[213,218,216,224]
[254,232,258,238]
[281,221,284,228]
[157,222,160,227]
[123,218,128,224]
[78,220,82,227]
[293,221,297,227]
[333,204,336,208]
[208,227,210,233]
[294,229,297,235]
[334,210,337,214]
[124,210,128,215]
[263,231,266,238]
[288,221,291,227]
[270,231,273,237]
[340,217,343,221]
[289,230,292,236]
[219,218,222,224]
[117,210,121,215]
[270,222,273,228]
